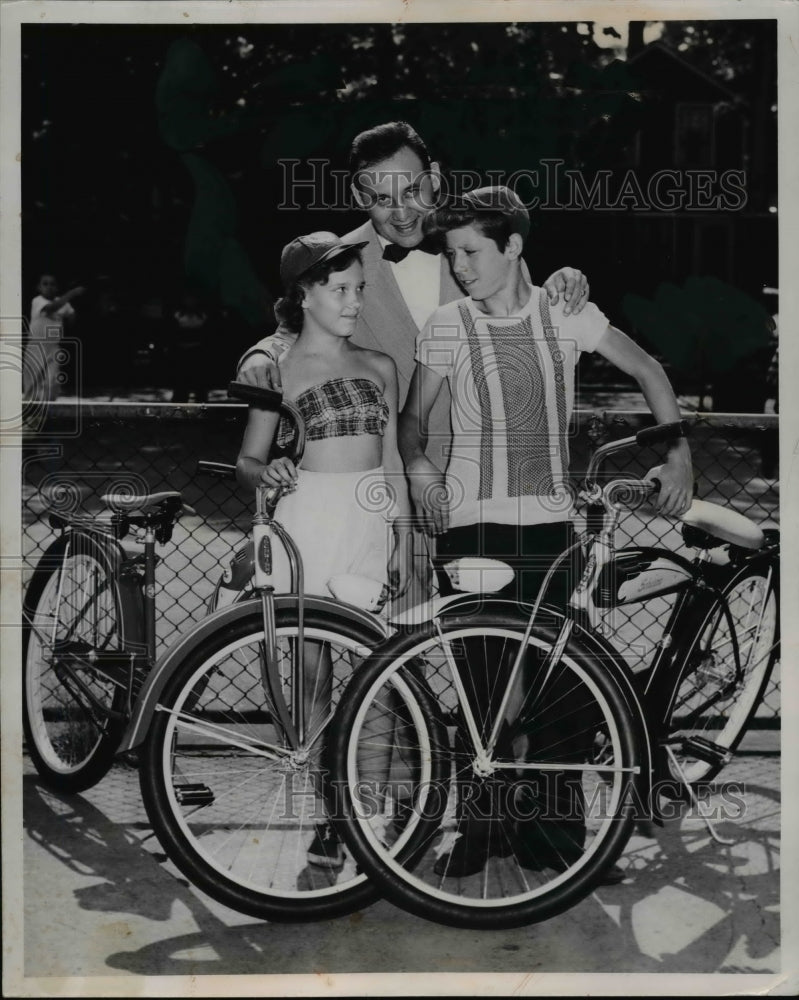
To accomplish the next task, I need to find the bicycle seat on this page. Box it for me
[444,558,515,593]
[680,499,764,550]
[100,490,182,513]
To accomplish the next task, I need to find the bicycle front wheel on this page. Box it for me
[140,605,441,922]
[330,614,643,930]
[661,563,779,787]
[23,533,138,792]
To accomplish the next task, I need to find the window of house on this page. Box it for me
[675,102,715,167]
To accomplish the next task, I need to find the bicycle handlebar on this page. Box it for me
[585,419,690,484]
[197,460,237,481]
[227,381,283,410]
[603,477,659,508]
[227,381,307,467]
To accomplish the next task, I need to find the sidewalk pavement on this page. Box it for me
[20,735,780,984]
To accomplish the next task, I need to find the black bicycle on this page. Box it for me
[329,421,780,928]
[21,392,303,794]
[22,487,194,792]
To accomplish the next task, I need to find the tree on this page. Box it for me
[622,276,773,409]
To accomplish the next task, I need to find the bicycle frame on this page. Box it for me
[27,524,147,718]
[640,544,778,712]
[119,593,390,755]
[120,388,391,758]
[398,419,777,833]
[29,490,200,733]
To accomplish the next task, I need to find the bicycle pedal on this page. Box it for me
[677,735,732,767]
[173,783,215,806]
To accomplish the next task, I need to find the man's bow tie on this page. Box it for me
[382,238,438,264]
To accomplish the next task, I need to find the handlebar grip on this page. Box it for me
[228,381,283,410]
[635,420,690,448]
[197,460,237,480]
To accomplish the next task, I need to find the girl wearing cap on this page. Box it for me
[236,231,413,868]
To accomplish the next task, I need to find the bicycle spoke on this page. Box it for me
[141,613,380,919]
[493,761,640,775]
[335,619,639,929]
[663,567,778,787]
[24,542,126,788]
[156,706,291,760]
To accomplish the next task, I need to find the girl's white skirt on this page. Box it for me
[270,466,395,597]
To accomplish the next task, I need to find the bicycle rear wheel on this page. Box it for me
[330,613,643,929]
[23,533,138,793]
[139,606,446,922]
[661,563,779,788]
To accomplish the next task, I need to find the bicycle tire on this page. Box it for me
[23,532,141,792]
[659,561,779,789]
[330,611,643,930]
[139,605,447,922]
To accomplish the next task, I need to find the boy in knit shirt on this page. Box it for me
[400,186,693,878]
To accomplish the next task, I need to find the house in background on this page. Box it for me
[624,41,775,297]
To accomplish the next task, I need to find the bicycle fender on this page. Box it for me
[23,531,144,654]
[25,529,127,576]
[118,595,389,753]
[390,594,564,628]
[24,533,70,577]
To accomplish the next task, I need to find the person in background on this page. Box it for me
[24,274,84,402]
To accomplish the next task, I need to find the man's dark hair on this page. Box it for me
[349,121,432,185]
[274,246,363,334]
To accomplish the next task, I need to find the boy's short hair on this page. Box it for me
[349,121,432,185]
[423,185,530,250]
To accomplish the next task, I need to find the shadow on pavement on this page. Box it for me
[24,776,223,923]
[604,780,780,973]
[23,768,779,977]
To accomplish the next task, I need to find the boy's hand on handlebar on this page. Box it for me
[654,449,693,517]
[261,456,298,491]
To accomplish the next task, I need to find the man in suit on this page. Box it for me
[236,121,589,599]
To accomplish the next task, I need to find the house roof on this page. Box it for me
[628,42,743,104]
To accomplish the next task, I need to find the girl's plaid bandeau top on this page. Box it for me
[276,376,389,448]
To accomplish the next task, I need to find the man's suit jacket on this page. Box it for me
[242,219,464,470]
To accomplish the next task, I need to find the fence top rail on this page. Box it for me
[22,400,779,428]
[599,411,779,428]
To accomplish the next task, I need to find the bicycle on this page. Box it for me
[21,389,312,795]
[328,420,780,929]
[22,485,195,793]
[126,382,447,922]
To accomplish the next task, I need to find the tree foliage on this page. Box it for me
[22,19,776,354]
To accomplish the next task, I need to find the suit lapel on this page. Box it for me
[345,221,419,386]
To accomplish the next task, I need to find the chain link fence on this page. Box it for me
[20,403,780,721]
